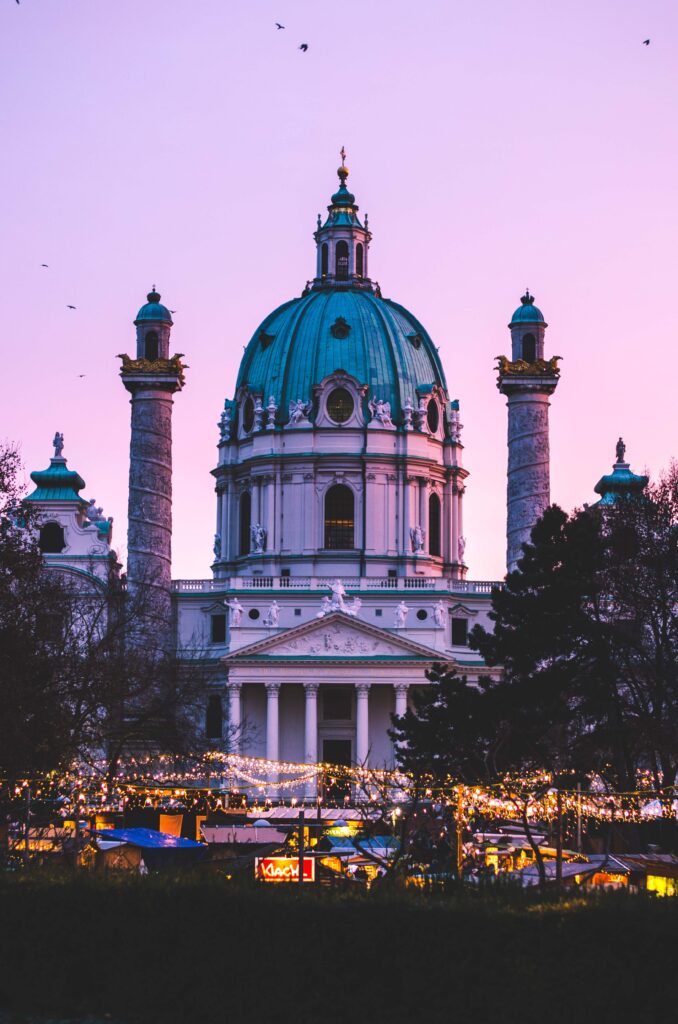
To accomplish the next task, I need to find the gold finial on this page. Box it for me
[337,146,349,182]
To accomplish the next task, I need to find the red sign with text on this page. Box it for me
[255,857,316,883]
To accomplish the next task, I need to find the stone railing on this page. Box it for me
[172,576,502,594]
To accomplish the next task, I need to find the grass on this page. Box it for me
[0,871,676,1024]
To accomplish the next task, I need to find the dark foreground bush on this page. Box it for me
[0,873,676,1024]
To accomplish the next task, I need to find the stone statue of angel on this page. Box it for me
[289,398,311,425]
[368,396,394,427]
[213,533,221,559]
[433,599,446,628]
[329,578,348,612]
[264,599,281,627]
[346,596,362,617]
[317,595,333,618]
[458,535,466,563]
[85,498,104,522]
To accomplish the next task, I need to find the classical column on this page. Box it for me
[265,474,275,553]
[266,682,280,763]
[304,683,318,765]
[227,682,242,754]
[356,684,370,766]
[419,479,429,552]
[394,684,409,720]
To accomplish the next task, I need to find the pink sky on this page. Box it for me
[1,0,677,581]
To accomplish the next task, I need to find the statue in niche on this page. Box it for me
[368,396,394,428]
[410,525,425,553]
[403,398,414,431]
[458,535,466,563]
[394,600,409,628]
[433,600,446,629]
[213,533,221,559]
[250,523,266,553]
[289,398,311,425]
[264,600,281,627]
[266,396,277,429]
[218,404,231,441]
[225,598,243,627]
[52,432,65,458]
[449,400,463,442]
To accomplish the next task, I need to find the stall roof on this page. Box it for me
[91,828,204,849]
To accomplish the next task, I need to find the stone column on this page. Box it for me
[227,682,242,754]
[419,478,429,553]
[266,682,280,763]
[356,684,370,766]
[304,683,319,800]
[265,474,275,553]
[394,683,409,720]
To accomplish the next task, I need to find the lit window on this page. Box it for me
[429,494,441,556]
[327,388,354,424]
[324,485,354,549]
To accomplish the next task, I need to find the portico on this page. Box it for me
[222,612,443,771]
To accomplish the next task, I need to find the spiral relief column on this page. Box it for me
[119,288,186,651]
[497,291,560,574]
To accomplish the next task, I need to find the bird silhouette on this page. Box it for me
[41,263,49,268]
[77,374,86,378]
[275,22,285,30]
[66,305,76,310]
[299,43,308,52]
[643,39,650,45]
[170,309,177,314]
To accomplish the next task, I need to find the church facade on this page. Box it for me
[26,158,578,777]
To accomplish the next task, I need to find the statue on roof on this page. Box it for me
[616,437,626,464]
[52,432,64,458]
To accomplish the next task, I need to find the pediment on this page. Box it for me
[223,611,443,662]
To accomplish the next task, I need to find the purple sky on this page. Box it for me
[2,0,677,581]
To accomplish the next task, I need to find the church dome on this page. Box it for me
[135,288,173,324]
[509,290,546,326]
[235,287,449,425]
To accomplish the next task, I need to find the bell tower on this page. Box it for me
[119,288,186,650]
[497,291,561,574]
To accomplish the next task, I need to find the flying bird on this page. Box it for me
[643,39,650,45]
[41,263,49,268]
[77,374,86,378]
[170,309,177,314]
[275,23,285,30]
[299,43,308,52]
[66,305,76,310]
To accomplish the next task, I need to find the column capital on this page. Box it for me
[227,681,242,695]
[304,682,320,696]
[394,684,409,698]
[356,683,371,697]
[265,681,281,695]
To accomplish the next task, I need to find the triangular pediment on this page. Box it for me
[223,611,444,662]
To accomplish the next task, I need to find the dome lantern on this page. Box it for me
[313,149,373,291]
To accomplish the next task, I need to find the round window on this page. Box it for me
[426,400,439,433]
[416,609,428,621]
[248,608,260,620]
[327,388,354,424]
[242,397,255,433]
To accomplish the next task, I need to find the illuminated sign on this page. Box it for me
[255,857,316,883]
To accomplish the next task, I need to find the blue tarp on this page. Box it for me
[91,827,204,849]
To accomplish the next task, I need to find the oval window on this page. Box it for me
[427,400,439,433]
[327,388,354,424]
[242,397,255,433]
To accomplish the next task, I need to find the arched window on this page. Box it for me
[324,484,354,549]
[206,695,223,740]
[239,492,251,555]
[39,522,65,554]
[321,243,329,277]
[427,400,439,433]
[242,397,255,433]
[356,243,364,277]
[522,333,536,362]
[145,330,159,360]
[336,240,349,280]
[429,494,441,557]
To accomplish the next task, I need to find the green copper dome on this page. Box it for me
[236,288,449,425]
[510,290,546,326]
[135,287,173,324]
[26,458,86,503]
